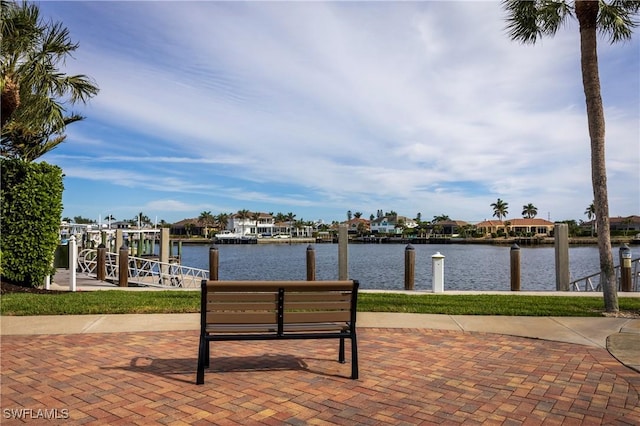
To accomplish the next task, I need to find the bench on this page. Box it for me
[196,280,359,384]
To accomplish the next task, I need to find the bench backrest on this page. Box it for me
[201,280,359,332]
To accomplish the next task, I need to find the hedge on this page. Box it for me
[1,159,64,287]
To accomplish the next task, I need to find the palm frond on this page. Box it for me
[503,0,574,44]
[598,0,640,43]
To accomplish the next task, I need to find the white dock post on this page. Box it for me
[69,236,77,292]
[432,251,445,293]
[160,228,170,286]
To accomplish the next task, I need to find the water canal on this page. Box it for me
[176,243,626,291]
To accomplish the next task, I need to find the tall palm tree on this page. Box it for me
[503,1,638,313]
[490,198,509,222]
[1,0,99,160]
[522,203,538,219]
[585,202,596,237]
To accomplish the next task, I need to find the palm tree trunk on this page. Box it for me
[576,0,618,312]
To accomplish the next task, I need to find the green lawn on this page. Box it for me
[1,290,639,316]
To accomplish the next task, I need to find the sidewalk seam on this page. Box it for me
[549,317,604,348]
[80,315,107,333]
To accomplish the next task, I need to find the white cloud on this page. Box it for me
[40,1,639,223]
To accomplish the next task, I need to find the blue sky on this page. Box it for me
[38,1,639,225]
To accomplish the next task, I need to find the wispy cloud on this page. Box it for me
[41,1,639,223]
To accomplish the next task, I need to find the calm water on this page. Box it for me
[176,243,611,291]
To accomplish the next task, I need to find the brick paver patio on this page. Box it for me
[2,328,639,425]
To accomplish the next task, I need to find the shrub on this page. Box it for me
[1,159,63,287]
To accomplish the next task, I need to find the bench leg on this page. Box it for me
[351,334,359,379]
[205,338,210,368]
[196,336,207,385]
[339,338,345,363]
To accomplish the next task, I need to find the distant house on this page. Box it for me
[342,218,370,234]
[111,221,134,230]
[474,220,505,236]
[475,218,554,236]
[581,215,640,234]
[508,218,555,235]
[227,212,275,236]
[609,215,640,232]
[431,220,469,236]
[370,215,417,235]
[170,218,206,237]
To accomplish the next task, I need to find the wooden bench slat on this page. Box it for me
[284,301,351,311]
[284,311,351,323]
[207,302,277,311]
[285,293,352,302]
[208,293,278,302]
[207,322,349,334]
[207,312,277,324]
[206,324,278,333]
[205,280,355,292]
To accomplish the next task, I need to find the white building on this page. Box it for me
[370,215,417,235]
[227,212,275,236]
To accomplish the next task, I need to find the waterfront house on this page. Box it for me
[474,220,504,236]
[609,216,640,232]
[342,218,371,234]
[475,218,554,237]
[431,220,470,236]
[171,218,207,237]
[370,215,417,235]
[508,218,555,236]
[581,215,640,235]
[227,212,275,236]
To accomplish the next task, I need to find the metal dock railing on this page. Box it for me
[77,249,208,289]
[569,257,640,292]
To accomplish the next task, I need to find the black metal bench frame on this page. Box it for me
[196,280,359,384]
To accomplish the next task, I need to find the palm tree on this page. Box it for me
[134,212,151,228]
[432,214,450,223]
[503,1,638,312]
[236,209,251,236]
[585,202,596,237]
[215,213,230,231]
[251,211,261,235]
[1,0,99,160]
[104,214,116,229]
[294,219,306,237]
[285,212,296,236]
[522,203,538,219]
[198,211,214,238]
[490,198,509,222]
